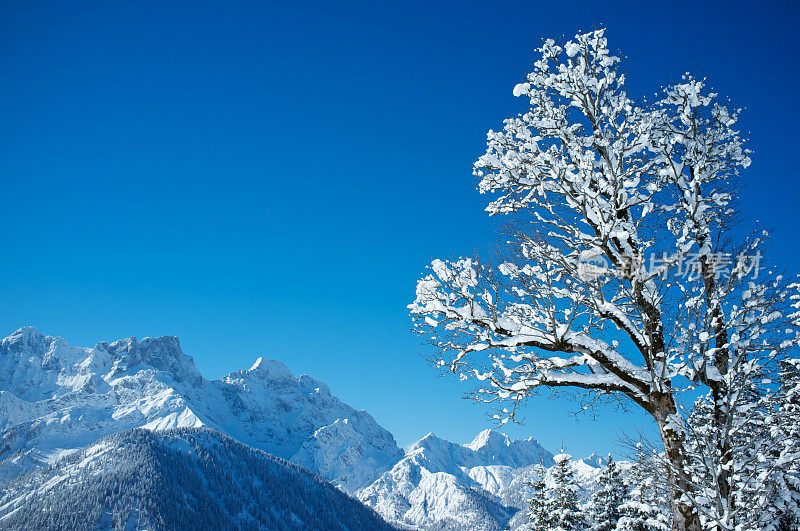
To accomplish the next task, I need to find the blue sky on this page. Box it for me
[1,0,799,456]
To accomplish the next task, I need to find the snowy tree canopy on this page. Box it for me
[409,29,800,530]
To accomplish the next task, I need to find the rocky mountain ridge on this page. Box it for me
[0,327,402,493]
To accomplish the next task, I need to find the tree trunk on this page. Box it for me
[711,387,732,523]
[653,392,702,531]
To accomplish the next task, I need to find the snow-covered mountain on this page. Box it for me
[0,327,402,493]
[578,451,606,469]
[0,427,396,530]
[355,429,621,530]
[356,429,557,530]
[0,326,620,530]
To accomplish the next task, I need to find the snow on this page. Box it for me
[0,326,636,529]
[356,429,558,529]
[248,356,265,371]
[246,356,293,379]
[357,430,629,530]
[0,428,396,530]
[408,29,800,529]
[564,41,581,57]
[513,83,529,97]
[0,327,402,494]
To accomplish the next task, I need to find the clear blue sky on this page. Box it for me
[1,0,799,456]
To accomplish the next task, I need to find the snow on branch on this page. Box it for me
[410,29,800,435]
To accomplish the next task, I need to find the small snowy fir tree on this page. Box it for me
[761,358,800,530]
[681,357,800,530]
[549,453,586,531]
[528,464,556,531]
[616,444,669,531]
[589,456,625,531]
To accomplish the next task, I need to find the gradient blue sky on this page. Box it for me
[1,0,799,456]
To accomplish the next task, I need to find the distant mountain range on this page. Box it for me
[357,430,552,530]
[357,430,609,530]
[0,327,611,530]
[0,326,401,494]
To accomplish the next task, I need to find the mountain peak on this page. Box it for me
[416,432,444,445]
[360,428,557,529]
[101,335,201,384]
[579,451,606,468]
[249,356,266,371]
[464,428,509,451]
[0,328,402,494]
[0,427,397,531]
[407,432,452,454]
[1,327,72,371]
[10,326,44,338]
[246,357,293,378]
[3,326,51,348]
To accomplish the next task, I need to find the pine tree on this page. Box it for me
[549,453,585,531]
[760,358,800,530]
[528,465,555,531]
[589,456,625,531]
[616,445,669,531]
[678,357,800,529]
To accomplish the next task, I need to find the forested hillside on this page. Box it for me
[0,428,396,531]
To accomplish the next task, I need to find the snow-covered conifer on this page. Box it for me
[680,357,800,530]
[549,453,586,531]
[616,444,669,531]
[589,456,625,531]
[528,464,555,531]
[759,358,800,530]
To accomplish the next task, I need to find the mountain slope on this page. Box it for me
[356,430,554,530]
[0,427,396,530]
[0,327,402,492]
[356,430,622,530]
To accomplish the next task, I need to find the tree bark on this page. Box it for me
[653,392,702,531]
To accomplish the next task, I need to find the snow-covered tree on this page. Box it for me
[682,377,764,528]
[680,357,800,529]
[617,484,670,531]
[617,443,670,531]
[768,358,800,529]
[549,453,586,531]
[528,464,555,531]
[408,29,800,530]
[589,456,625,531]
[758,358,800,530]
